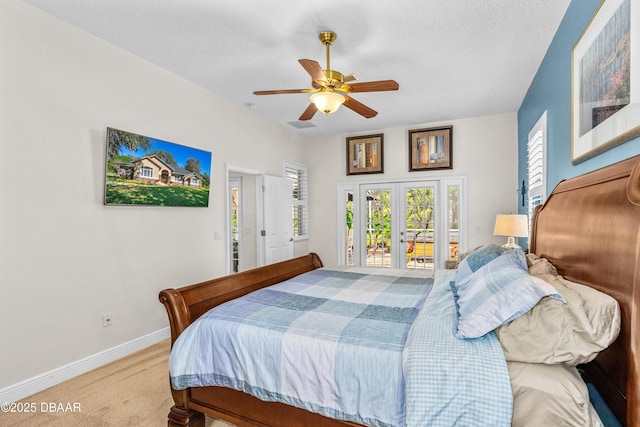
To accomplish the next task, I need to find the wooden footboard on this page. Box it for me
[159,252,335,427]
[159,253,323,344]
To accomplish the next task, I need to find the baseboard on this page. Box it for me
[0,327,170,403]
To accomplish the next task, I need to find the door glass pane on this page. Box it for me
[405,187,435,270]
[365,190,391,268]
[345,191,354,266]
[448,185,460,260]
[230,186,239,273]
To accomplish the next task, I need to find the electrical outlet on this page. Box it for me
[102,312,112,327]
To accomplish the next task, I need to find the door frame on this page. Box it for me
[225,164,263,273]
[337,176,467,269]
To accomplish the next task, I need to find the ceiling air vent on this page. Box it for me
[287,121,317,129]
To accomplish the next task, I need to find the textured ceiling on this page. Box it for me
[22,0,571,137]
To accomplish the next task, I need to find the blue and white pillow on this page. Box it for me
[454,244,509,283]
[451,249,565,339]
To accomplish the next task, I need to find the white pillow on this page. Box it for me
[496,257,621,366]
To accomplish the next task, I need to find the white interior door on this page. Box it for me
[262,175,293,265]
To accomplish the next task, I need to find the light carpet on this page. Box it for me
[2,339,234,427]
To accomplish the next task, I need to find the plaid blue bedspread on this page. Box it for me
[169,267,512,427]
[404,269,512,426]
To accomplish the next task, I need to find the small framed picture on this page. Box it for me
[408,126,452,171]
[346,134,384,175]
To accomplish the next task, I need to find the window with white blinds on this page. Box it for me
[527,112,547,221]
[283,161,308,239]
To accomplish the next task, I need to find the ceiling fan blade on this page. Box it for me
[253,89,313,95]
[299,103,318,121]
[299,59,327,84]
[345,80,399,93]
[343,96,377,119]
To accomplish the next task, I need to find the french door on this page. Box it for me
[341,179,464,270]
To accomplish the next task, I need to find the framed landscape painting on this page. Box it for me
[571,0,639,164]
[347,134,384,175]
[104,127,212,207]
[409,126,452,171]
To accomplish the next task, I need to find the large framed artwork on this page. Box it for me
[104,127,212,207]
[346,134,384,175]
[408,126,452,171]
[572,0,639,164]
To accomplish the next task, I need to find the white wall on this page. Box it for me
[0,1,309,395]
[307,113,519,266]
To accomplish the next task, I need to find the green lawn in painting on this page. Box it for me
[106,182,209,207]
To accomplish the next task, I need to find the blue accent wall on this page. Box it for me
[518,0,640,213]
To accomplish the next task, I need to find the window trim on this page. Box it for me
[140,166,153,178]
[527,111,547,225]
[283,160,308,241]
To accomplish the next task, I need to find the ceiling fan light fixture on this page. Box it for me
[310,91,345,115]
[253,30,398,121]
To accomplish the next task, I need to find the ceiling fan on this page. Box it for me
[253,31,399,121]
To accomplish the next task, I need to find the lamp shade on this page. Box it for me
[494,214,529,238]
[310,91,345,115]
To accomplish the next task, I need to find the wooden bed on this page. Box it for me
[529,154,640,426]
[159,154,640,427]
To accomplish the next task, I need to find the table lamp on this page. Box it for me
[494,214,528,249]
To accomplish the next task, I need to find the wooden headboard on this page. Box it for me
[530,154,640,426]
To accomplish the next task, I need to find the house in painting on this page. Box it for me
[117,155,202,188]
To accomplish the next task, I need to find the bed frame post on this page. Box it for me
[164,385,205,426]
[167,405,205,427]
